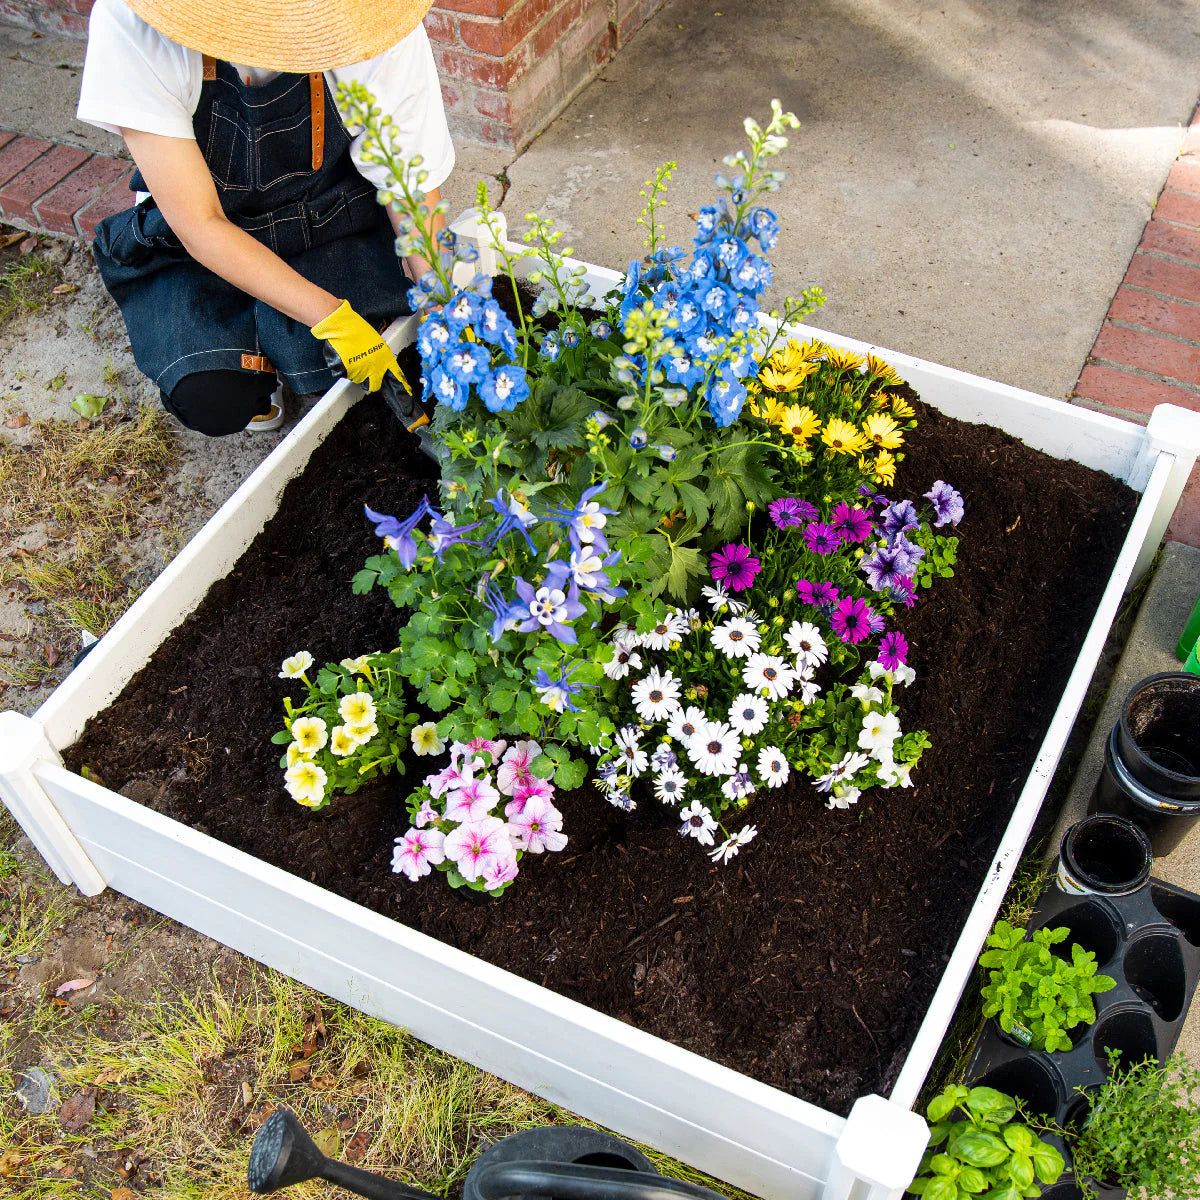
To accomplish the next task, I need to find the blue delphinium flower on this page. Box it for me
[480,363,530,413]
[540,332,561,361]
[654,444,677,462]
[429,364,468,411]
[630,427,648,449]
[560,325,580,349]
[444,342,491,385]
[589,319,612,340]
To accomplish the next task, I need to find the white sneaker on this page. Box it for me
[246,383,285,432]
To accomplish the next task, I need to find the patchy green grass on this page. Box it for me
[0,250,65,326]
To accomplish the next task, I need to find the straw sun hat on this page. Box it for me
[125,0,436,72]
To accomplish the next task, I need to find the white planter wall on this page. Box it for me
[6,227,1200,1199]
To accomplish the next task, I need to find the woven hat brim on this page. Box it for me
[125,0,436,71]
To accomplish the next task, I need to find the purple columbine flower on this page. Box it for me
[882,499,920,543]
[925,480,965,527]
[768,497,817,529]
[365,498,437,570]
[878,630,909,670]
[831,596,875,644]
[513,576,586,644]
[711,544,761,592]
[486,489,539,553]
[830,502,874,545]
[796,579,840,608]
[803,522,842,556]
[482,582,526,642]
[426,515,485,561]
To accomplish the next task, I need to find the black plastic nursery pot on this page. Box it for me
[1089,673,1200,856]
[1056,816,1153,897]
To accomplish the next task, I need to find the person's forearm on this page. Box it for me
[179,214,341,327]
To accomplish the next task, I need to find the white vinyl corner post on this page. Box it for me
[1128,404,1200,582]
[0,711,105,895]
[449,207,508,285]
[823,1095,930,1200]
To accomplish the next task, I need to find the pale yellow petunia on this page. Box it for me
[330,725,358,757]
[285,760,327,807]
[339,691,377,727]
[286,742,313,768]
[278,650,313,679]
[290,716,328,755]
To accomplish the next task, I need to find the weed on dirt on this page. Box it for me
[0,248,67,327]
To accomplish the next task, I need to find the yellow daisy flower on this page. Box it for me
[759,363,806,393]
[863,412,905,450]
[757,395,789,426]
[780,404,822,443]
[866,354,904,386]
[873,450,897,486]
[824,347,865,373]
[290,716,328,755]
[891,395,916,419]
[821,418,869,456]
[792,338,829,363]
[339,691,377,727]
[285,760,327,807]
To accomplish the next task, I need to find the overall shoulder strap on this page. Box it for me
[309,73,325,170]
[202,53,216,80]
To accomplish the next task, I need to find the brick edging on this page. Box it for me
[0,129,132,241]
[1071,100,1200,548]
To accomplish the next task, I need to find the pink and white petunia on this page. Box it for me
[497,739,541,795]
[465,735,508,765]
[504,776,555,819]
[443,817,514,883]
[391,827,446,881]
[412,798,439,828]
[481,854,520,890]
[507,794,568,854]
[442,775,501,823]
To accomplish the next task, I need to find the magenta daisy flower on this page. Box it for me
[796,579,840,607]
[802,522,842,556]
[768,497,818,529]
[878,630,909,670]
[711,544,761,592]
[830,502,874,544]
[831,596,875,644]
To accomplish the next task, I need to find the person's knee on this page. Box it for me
[162,369,274,436]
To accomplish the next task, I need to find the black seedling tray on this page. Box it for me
[963,876,1200,1197]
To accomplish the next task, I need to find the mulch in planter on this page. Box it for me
[65,374,1137,1117]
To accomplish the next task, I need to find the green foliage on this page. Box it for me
[915,528,958,589]
[1069,1051,1200,1199]
[909,1085,1064,1200]
[978,920,1115,1053]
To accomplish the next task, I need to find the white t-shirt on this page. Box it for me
[76,0,454,195]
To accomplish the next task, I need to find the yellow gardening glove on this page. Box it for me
[310,299,410,394]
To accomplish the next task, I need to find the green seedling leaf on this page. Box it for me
[948,1129,1009,1169]
[70,393,109,418]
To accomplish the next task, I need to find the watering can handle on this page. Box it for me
[468,1159,730,1200]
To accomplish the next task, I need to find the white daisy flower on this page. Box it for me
[709,824,758,864]
[603,640,643,680]
[814,751,871,793]
[757,746,790,788]
[641,612,688,650]
[796,667,821,705]
[667,706,706,747]
[850,683,884,705]
[827,785,862,810]
[279,650,313,679]
[858,710,901,757]
[742,653,798,701]
[650,743,678,773]
[339,692,377,726]
[678,799,718,846]
[710,616,761,659]
[700,582,747,614]
[290,716,328,755]
[721,762,755,801]
[285,760,327,807]
[686,720,741,777]
[784,621,828,667]
[614,725,649,777]
[728,692,769,735]
[654,767,688,804]
[631,666,682,722]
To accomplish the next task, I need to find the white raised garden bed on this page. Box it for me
[5,218,1200,1200]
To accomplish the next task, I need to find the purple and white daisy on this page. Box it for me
[710,543,761,592]
[631,666,682,722]
[614,725,649,777]
[742,653,798,701]
[711,616,761,659]
[831,596,876,645]
[708,824,758,864]
[796,579,840,608]
[768,497,817,529]
[830,502,874,544]
[757,746,790,788]
[667,706,707,746]
[721,761,756,802]
[796,667,821,705]
[814,751,871,793]
[924,480,965,527]
[391,828,446,881]
[728,692,770,735]
[678,800,718,846]
[650,743,678,773]
[654,767,688,804]
[700,582,748,614]
[784,620,828,668]
[686,720,741,777]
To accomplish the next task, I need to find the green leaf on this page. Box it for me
[1002,1126,1034,1154]
[530,753,555,779]
[923,1177,958,1200]
[966,1088,1016,1125]
[948,1130,1009,1169]
[491,688,516,714]
[1006,1153,1034,1191]
[554,756,586,791]
[956,1166,987,1194]
[1030,1143,1063,1184]
[70,392,109,418]
[351,568,378,595]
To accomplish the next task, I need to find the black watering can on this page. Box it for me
[248,1107,731,1200]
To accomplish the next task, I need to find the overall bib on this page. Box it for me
[93,59,411,423]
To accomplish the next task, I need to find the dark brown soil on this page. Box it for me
[65,381,1137,1116]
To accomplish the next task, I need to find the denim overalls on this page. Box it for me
[93,59,410,399]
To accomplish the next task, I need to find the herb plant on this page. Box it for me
[1069,1051,1200,1199]
[908,1084,1064,1200]
[978,920,1116,1053]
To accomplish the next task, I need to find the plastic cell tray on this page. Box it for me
[963,877,1200,1199]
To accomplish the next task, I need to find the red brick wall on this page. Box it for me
[4,0,666,151]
